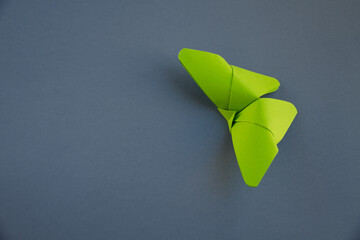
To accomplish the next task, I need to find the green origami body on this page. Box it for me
[178,48,297,187]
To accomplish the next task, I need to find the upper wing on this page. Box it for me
[231,122,278,187]
[178,48,232,109]
[178,48,281,112]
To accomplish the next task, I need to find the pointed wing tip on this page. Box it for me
[271,98,298,117]
[274,81,280,87]
[178,48,201,62]
[241,163,274,187]
[178,48,224,63]
[286,101,298,119]
[267,76,280,93]
[244,179,261,187]
[292,103,298,115]
[178,48,190,61]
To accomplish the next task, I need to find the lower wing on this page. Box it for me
[231,98,297,187]
[231,122,278,187]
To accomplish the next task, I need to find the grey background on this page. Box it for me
[0,0,359,239]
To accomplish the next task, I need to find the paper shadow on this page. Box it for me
[0,226,7,240]
[165,63,239,191]
[164,65,214,110]
[0,0,9,16]
[210,131,240,194]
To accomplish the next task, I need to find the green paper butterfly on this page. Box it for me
[178,48,297,187]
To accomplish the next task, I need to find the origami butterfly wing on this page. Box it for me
[178,48,280,112]
[231,121,278,187]
[231,98,297,186]
[228,65,280,111]
[178,48,232,110]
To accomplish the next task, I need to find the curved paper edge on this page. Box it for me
[178,48,232,109]
[231,122,278,187]
[234,98,297,144]
[231,66,280,96]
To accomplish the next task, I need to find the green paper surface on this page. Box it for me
[178,48,297,187]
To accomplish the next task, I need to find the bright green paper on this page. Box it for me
[178,48,297,187]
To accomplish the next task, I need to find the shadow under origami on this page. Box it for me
[165,65,214,110]
[0,0,9,15]
[165,64,241,191]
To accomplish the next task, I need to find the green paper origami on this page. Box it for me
[178,48,297,187]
